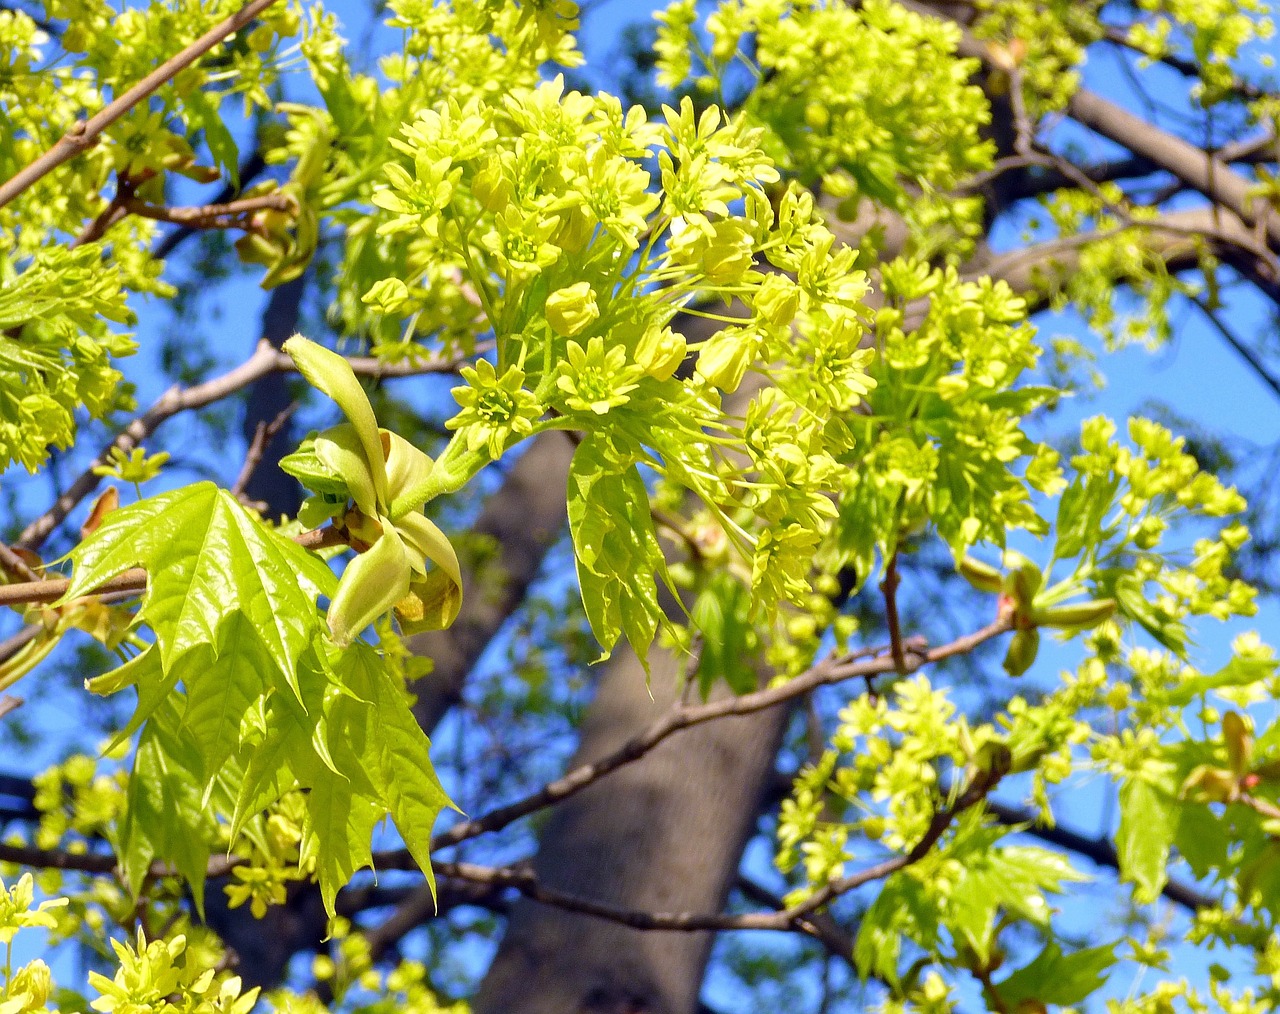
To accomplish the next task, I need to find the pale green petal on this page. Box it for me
[283,335,389,508]
[396,510,462,588]
[384,430,435,519]
[314,424,378,518]
[327,526,411,646]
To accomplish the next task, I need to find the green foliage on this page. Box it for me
[566,436,666,668]
[3,0,1280,1009]
[0,245,136,472]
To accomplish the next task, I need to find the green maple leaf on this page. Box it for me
[179,613,275,787]
[567,437,665,669]
[63,482,337,695]
[301,764,384,916]
[116,699,219,908]
[335,642,453,900]
[1117,778,1179,903]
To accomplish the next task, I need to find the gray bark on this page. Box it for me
[473,647,788,1014]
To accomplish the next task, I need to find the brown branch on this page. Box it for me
[397,767,1004,937]
[152,150,268,261]
[15,341,486,553]
[0,543,40,583]
[976,207,1274,313]
[0,568,149,608]
[361,880,511,962]
[0,0,283,209]
[0,840,240,879]
[232,402,297,501]
[0,630,1010,940]
[73,195,132,248]
[0,625,40,666]
[127,192,293,230]
[0,526,345,608]
[1066,89,1279,247]
[420,622,1006,855]
[1188,293,1280,401]
[735,875,855,963]
[881,553,907,674]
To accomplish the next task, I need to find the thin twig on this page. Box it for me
[1188,293,1280,402]
[0,526,345,608]
[15,341,487,553]
[0,544,40,583]
[421,623,1002,855]
[394,766,1004,935]
[0,0,283,209]
[232,402,297,500]
[127,191,293,230]
[71,173,140,248]
[0,623,1009,903]
[152,150,268,260]
[881,552,907,674]
[0,625,40,665]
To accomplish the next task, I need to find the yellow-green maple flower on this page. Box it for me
[545,282,600,337]
[284,335,462,645]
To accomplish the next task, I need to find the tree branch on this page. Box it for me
[0,0,283,209]
[405,766,1004,938]
[1065,89,1278,247]
[232,402,298,503]
[419,622,1004,856]
[129,192,293,230]
[152,150,268,261]
[0,527,344,607]
[15,341,486,553]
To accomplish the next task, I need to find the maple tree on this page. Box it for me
[2,0,1280,1009]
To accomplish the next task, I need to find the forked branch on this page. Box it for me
[0,0,283,209]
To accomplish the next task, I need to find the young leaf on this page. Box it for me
[299,741,383,916]
[63,482,336,692]
[994,941,1117,1008]
[566,438,665,668]
[1117,779,1179,903]
[853,872,938,985]
[117,701,217,909]
[179,614,274,789]
[335,642,452,899]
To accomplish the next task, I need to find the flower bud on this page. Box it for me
[1223,710,1253,777]
[635,325,686,380]
[1002,627,1039,677]
[1001,551,1042,609]
[1031,598,1117,629]
[545,282,600,337]
[696,326,760,392]
[1181,764,1239,804]
[471,158,511,213]
[11,960,52,1009]
[957,555,1002,594]
[753,273,801,326]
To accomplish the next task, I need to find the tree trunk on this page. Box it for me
[473,645,788,1014]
